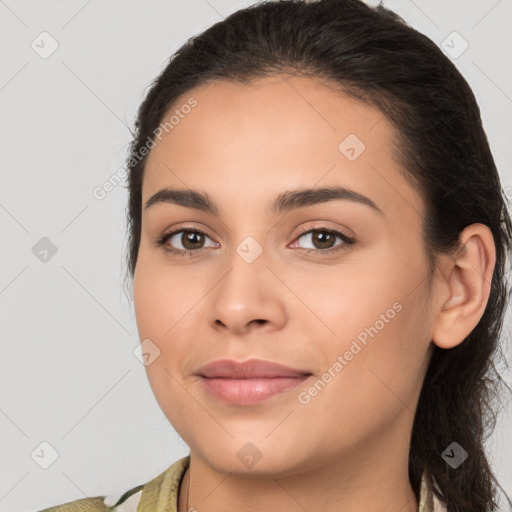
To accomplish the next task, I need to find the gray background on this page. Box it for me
[1,0,511,510]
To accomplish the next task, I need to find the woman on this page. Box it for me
[41,0,512,510]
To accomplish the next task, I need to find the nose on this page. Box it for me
[207,252,287,336]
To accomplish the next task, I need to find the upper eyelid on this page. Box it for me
[166,224,347,235]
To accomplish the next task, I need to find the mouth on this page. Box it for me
[195,358,313,406]
[198,375,312,405]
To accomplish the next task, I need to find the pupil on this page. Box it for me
[183,232,203,250]
[314,231,333,249]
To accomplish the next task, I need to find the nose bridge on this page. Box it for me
[220,234,269,302]
[208,235,285,332]
[218,203,270,273]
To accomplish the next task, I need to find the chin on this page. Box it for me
[190,438,311,478]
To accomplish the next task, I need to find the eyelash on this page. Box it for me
[154,225,355,258]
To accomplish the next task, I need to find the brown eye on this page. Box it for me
[178,231,206,250]
[308,230,336,250]
[291,227,355,254]
[155,228,219,255]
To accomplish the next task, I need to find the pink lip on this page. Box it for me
[196,358,311,378]
[196,358,312,405]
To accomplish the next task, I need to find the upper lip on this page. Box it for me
[196,358,312,379]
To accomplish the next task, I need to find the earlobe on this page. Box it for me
[431,223,496,350]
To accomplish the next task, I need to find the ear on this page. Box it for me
[431,223,496,349]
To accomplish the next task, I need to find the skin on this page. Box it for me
[132,75,496,512]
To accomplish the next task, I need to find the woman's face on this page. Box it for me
[133,75,436,477]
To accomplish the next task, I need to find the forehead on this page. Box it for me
[142,75,423,221]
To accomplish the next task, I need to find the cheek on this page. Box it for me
[293,302,428,458]
[298,254,430,421]
[132,259,207,408]
[348,293,430,401]
[132,265,192,434]
[133,257,205,340]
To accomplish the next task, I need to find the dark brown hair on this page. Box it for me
[122,1,512,509]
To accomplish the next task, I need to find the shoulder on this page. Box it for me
[37,487,144,512]
[38,496,113,511]
[37,456,190,512]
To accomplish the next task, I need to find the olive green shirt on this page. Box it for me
[39,455,446,511]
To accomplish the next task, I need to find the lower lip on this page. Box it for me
[198,376,310,405]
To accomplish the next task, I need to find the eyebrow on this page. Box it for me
[144,186,384,216]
